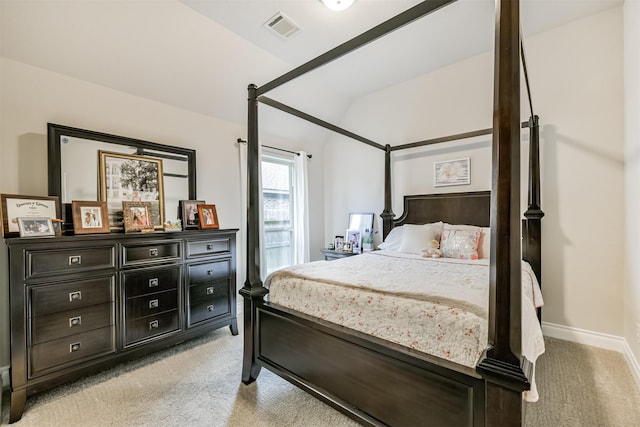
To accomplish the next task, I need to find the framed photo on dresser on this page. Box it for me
[179,200,204,230]
[71,201,110,235]
[0,194,60,238]
[17,217,55,238]
[198,204,219,229]
[122,201,154,233]
[98,150,165,231]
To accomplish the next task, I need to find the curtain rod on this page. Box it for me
[236,138,312,159]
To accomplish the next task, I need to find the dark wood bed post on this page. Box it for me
[240,83,269,384]
[476,0,531,425]
[523,115,544,320]
[381,144,394,238]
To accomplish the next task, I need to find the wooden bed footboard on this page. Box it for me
[256,303,486,427]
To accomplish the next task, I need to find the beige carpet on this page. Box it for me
[1,329,639,426]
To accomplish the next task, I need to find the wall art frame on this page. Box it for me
[434,157,471,187]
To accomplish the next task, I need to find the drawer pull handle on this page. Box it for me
[69,291,82,302]
[149,299,159,309]
[69,316,82,327]
[206,286,214,295]
[149,248,158,257]
[149,278,159,288]
[70,342,81,353]
[207,304,214,312]
[206,244,214,250]
[149,320,159,330]
[68,255,82,265]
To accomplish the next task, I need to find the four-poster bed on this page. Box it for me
[241,0,544,425]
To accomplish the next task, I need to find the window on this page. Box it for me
[261,155,294,276]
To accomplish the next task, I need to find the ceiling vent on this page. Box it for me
[264,12,302,39]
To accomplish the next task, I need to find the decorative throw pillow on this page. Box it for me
[441,228,481,260]
[443,224,491,258]
[398,223,443,255]
[377,226,403,251]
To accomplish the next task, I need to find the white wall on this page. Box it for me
[624,0,640,364]
[0,57,326,368]
[325,7,625,336]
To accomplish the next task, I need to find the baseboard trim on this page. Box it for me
[623,339,640,389]
[1,365,9,391]
[542,321,640,388]
[542,322,627,352]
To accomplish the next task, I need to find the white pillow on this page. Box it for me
[398,223,443,255]
[377,226,403,251]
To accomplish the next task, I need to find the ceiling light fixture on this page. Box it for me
[321,0,355,11]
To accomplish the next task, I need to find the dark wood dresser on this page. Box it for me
[6,229,238,423]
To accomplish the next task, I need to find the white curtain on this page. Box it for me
[293,152,310,264]
[237,142,247,287]
[238,140,264,281]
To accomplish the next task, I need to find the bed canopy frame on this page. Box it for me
[240,0,544,425]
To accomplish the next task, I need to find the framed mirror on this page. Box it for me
[348,212,374,234]
[48,123,196,232]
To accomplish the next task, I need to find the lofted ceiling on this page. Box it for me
[0,0,623,141]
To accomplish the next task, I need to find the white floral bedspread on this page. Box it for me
[264,250,545,402]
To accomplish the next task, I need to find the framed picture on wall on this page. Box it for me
[434,158,470,187]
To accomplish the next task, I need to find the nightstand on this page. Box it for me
[321,248,359,261]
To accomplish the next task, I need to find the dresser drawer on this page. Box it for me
[188,281,231,326]
[189,280,229,306]
[123,265,180,298]
[189,299,231,326]
[125,310,179,345]
[30,276,115,317]
[122,241,181,266]
[126,290,178,320]
[30,326,115,377]
[186,237,231,258]
[187,260,230,284]
[31,302,114,345]
[26,246,115,279]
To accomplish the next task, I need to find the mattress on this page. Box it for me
[264,250,545,401]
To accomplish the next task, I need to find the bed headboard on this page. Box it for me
[391,191,491,231]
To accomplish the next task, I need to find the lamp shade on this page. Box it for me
[321,0,355,11]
